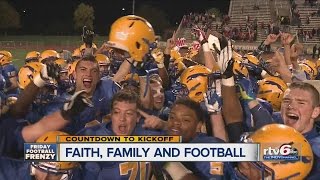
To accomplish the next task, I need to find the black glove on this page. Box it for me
[82,26,94,45]
[45,62,61,81]
[61,90,93,121]
[34,63,61,88]
[222,59,234,79]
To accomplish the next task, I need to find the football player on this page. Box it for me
[0,50,19,95]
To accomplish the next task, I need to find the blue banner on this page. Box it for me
[24,143,57,161]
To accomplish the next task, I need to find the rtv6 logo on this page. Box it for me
[263,143,299,160]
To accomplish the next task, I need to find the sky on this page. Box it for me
[9,0,230,35]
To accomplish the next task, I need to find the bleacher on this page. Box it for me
[175,0,320,48]
[291,0,320,44]
[228,0,271,41]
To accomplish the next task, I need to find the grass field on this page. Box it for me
[0,35,108,68]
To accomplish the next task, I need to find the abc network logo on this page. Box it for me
[263,144,299,161]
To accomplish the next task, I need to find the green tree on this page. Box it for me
[0,0,20,34]
[207,7,221,18]
[136,4,170,35]
[73,3,95,31]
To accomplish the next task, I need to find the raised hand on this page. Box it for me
[33,63,61,88]
[151,48,164,65]
[280,33,295,45]
[82,26,94,45]
[237,77,256,103]
[265,34,280,45]
[216,39,234,78]
[61,90,93,121]
[138,109,166,129]
[204,89,222,114]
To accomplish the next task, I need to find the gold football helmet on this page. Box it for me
[180,65,211,102]
[18,62,42,89]
[299,60,318,80]
[257,76,288,111]
[39,50,59,64]
[25,51,41,63]
[107,15,156,62]
[31,131,79,179]
[240,124,313,180]
[0,50,12,66]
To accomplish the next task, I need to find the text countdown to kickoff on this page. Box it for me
[58,143,259,162]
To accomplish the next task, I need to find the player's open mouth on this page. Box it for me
[170,128,181,135]
[286,113,299,121]
[83,78,92,88]
[119,125,127,134]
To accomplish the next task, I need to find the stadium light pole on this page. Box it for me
[132,0,135,14]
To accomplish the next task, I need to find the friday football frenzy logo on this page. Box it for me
[262,143,299,161]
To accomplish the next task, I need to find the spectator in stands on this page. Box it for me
[317,45,320,59]
[306,15,310,24]
[313,44,317,59]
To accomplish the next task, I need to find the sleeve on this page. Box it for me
[3,65,17,78]
[0,157,29,179]
[226,122,243,143]
[0,117,27,158]
[250,103,274,130]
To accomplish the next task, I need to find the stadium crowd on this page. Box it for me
[0,12,320,180]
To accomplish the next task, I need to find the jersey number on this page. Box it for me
[210,162,224,175]
[119,162,148,180]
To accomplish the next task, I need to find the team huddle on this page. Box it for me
[0,15,320,180]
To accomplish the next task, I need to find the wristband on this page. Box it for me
[202,43,210,52]
[261,70,267,77]
[222,76,235,87]
[164,162,192,180]
[33,74,46,88]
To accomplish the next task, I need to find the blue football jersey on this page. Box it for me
[63,79,120,134]
[304,128,320,179]
[74,121,162,180]
[0,157,32,180]
[0,115,28,158]
[25,95,66,124]
[181,133,228,180]
[2,64,18,94]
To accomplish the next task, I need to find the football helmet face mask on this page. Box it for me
[237,124,313,180]
[55,59,71,91]
[31,131,79,180]
[72,48,81,61]
[168,58,186,80]
[107,15,156,62]
[0,50,12,66]
[95,54,111,77]
[66,60,79,93]
[171,82,189,100]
